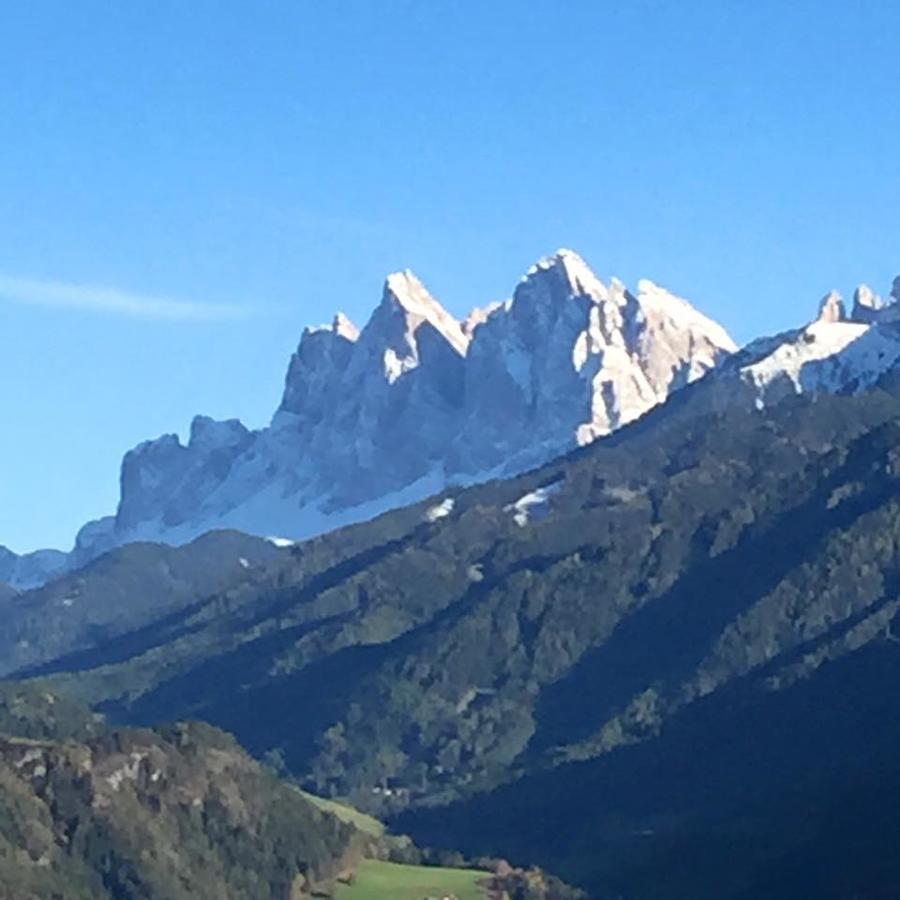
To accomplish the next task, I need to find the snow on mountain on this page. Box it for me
[506,481,564,527]
[695,281,900,414]
[12,255,900,593]
[6,250,737,584]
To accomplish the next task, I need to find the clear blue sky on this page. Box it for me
[2,0,899,552]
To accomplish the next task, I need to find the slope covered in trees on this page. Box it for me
[0,685,362,900]
[9,372,900,894]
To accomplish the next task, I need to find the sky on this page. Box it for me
[2,0,900,553]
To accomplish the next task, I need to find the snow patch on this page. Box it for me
[424,498,455,522]
[740,320,900,396]
[505,481,563,527]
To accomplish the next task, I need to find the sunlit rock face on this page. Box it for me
[15,250,737,583]
[450,249,735,474]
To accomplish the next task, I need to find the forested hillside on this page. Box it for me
[9,372,900,895]
[0,685,361,900]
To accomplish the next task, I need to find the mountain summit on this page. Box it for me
[3,250,734,586]
[452,249,736,471]
[11,255,900,590]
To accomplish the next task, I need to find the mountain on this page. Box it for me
[0,684,363,900]
[690,283,900,414]
[1,250,734,588]
[9,259,900,894]
[0,531,285,677]
[0,684,585,900]
[9,353,900,894]
[0,546,68,591]
[400,618,900,899]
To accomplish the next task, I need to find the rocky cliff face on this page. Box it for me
[7,249,729,581]
[11,251,900,589]
[450,250,735,473]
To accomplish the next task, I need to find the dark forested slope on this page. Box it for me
[0,684,361,900]
[11,373,900,895]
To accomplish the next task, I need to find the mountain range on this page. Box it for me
[7,250,900,592]
[0,683,363,900]
[4,358,900,895]
[2,249,735,587]
[7,252,900,896]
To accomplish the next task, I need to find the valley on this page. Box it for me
[5,256,900,897]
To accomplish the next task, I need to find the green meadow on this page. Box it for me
[334,860,487,900]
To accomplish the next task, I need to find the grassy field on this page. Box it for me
[297,789,385,837]
[334,859,487,900]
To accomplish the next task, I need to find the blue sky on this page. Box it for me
[2,0,900,552]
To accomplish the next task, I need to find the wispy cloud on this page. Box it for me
[0,274,252,322]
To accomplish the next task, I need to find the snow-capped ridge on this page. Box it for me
[693,274,900,419]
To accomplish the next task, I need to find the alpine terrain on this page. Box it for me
[0,250,734,588]
[6,259,900,897]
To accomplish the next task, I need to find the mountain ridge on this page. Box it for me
[8,255,900,592]
[2,249,735,587]
[12,366,900,896]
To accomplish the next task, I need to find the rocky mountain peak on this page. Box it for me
[462,300,507,338]
[278,314,359,417]
[851,284,883,323]
[11,248,739,585]
[451,253,735,474]
[188,415,250,452]
[817,290,846,324]
[379,270,469,357]
[350,271,468,387]
[520,248,609,304]
[892,275,900,304]
[332,311,359,341]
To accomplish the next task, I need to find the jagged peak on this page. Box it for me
[302,311,359,343]
[850,283,890,324]
[518,248,609,308]
[379,269,468,355]
[463,299,508,338]
[817,290,846,324]
[853,284,882,310]
[331,312,358,341]
[130,432,184,456]
[635,277,668,297]
[524,247,586,273]
[524,247,598,284]
[852,284,884,323]
[188,415,250,451]
[892,276,900,303]
[383,269,437,313]
[633,278,738,352]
